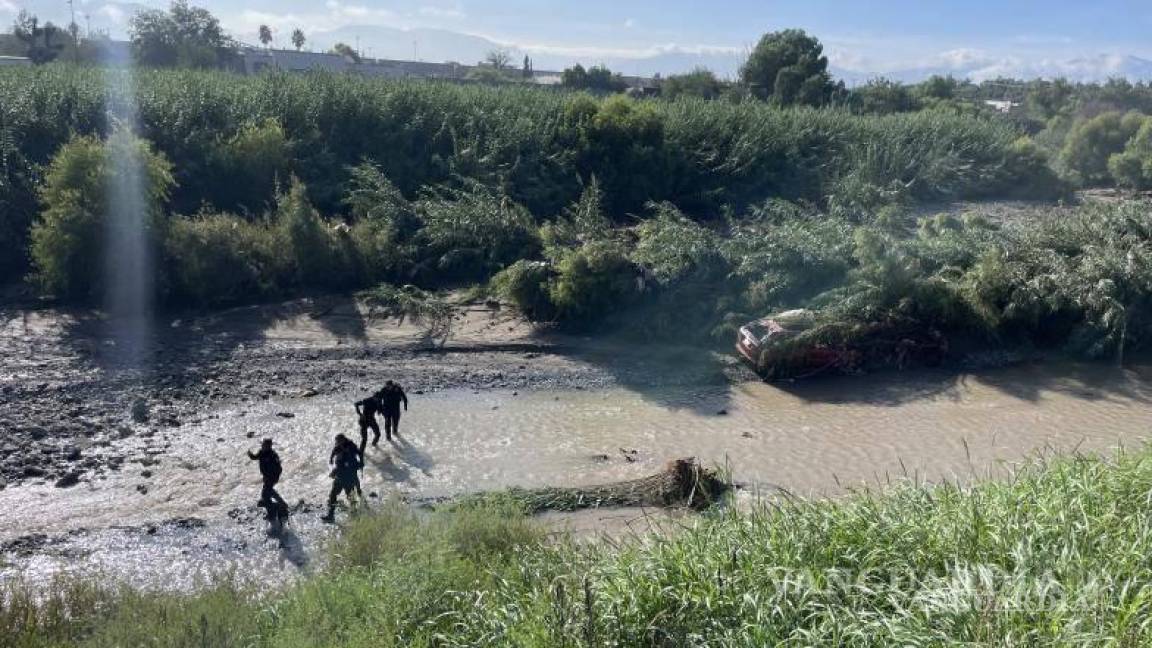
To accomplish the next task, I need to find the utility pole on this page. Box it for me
[413,39,419,61]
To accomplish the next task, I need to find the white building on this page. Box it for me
[983,99,1021,114]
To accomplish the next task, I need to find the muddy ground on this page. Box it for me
[0,296,746,587]
[0,297,739,492]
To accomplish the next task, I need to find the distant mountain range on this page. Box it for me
[841,54,1152,85]
[300,25,1152,85]
[302,25,745,77]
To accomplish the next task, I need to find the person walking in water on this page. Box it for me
[378,380,408,442]
[247,438,285,513]
[323,434,363,523]
[354,391,383,453]
[328,433,364,499]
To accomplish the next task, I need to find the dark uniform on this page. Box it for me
[247,442,284,508]
[324,438,362,521]
[378,381,408,441]
[355,394,383,452]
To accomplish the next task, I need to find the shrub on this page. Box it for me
[579,95,668,215]
[29,130,174,301]
[1058,111,1146,186]
[851,77,920,114]
[549,241,639,323]
[276,178,358,292]
[538,177,612,255]
[631,202,726,285]
[414,181,540,284]
[489,260,555,322]
[345,162,420,282]
[165,213,289,306]
[208,118,293,214]
[1001,136,1069,199]
[358,283,454,344]
[1108,119,1152,189]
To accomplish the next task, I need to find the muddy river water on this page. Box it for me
[4,352,1152,589]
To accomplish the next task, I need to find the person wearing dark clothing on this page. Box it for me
[323,435,363,522]
[247,438,285,510]
[377,380,408,441]
[330,433,356,465]
[355,393,383,453]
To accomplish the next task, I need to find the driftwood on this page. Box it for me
[500,458,729,513]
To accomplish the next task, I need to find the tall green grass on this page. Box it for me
[7,450,1152,645]
[0,64,1057,284]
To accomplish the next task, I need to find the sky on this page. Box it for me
[6,0,1152,81]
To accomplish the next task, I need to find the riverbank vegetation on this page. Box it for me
[6,61,1152,364]
[0,66,1061,314]
[8,448,1152,645]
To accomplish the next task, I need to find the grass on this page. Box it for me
[7,449,1152,645]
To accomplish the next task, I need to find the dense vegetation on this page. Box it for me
[8,448,1152,646]
[5,62,1152,364]
[0,66,1058,313]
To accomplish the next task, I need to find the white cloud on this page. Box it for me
[98,4,127,24]
[0,0,17,14]
[623,18,635,29]
[510,40,741,60]
[419,5,465,20]
[236,3,400,34]
[933,48,998,70]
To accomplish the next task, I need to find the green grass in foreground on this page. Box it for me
[7,450,1152,646]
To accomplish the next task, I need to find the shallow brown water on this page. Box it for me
[3,359,1152,588]
[5,360,1152,537]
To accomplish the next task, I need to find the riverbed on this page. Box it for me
[3,302,1152,590]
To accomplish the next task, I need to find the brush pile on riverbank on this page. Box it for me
[6,448,1152,646]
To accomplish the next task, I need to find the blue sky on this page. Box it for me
[6,0,1152,79]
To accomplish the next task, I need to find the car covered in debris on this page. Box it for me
[736,309,947,380]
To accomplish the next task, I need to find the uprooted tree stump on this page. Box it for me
[500,458,729,513]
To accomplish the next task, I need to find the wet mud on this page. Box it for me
[3,299,1152,590]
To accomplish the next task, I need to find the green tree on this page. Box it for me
[561,64,588,88]
[485,49,511,70]
[291,29,305,51]
[331,42,361,63]
[918,75,958,101]
[129,1,237,68]
[12,11,65,64]
[562,64,627,93]
[662,67,723,100]
[739,29,835,106]
[30,131,174,301]
[258,25,273,49]
[1025,78,1075,120]
[852,77,919,114]
[1108,119,1152,189]
[1059,111,1146,186]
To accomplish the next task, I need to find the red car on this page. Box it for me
[737,309,948,380]
[736,310,848,379]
